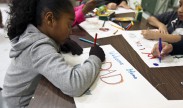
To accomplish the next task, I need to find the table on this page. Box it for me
[28,16,183,108]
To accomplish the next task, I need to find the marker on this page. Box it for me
[94,33,98,46]
[102,20,106,27]
[126,21,134,30]
[79,38,99,45]
[113,30,118,35]
[159,38,162,63]
[110,24,124,30]
[119,22,124,28]
[125,22,131,29]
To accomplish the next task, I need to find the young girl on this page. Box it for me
[2,0,105,107]
[141,0,183,43]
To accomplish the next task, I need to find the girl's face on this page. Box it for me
[51,12,75,44]
[39,11,75,45]
[178,0,183,20]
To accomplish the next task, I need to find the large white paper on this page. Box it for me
[79,17,124,38]
[63,45,183,108]
[120,30,183,68]
[110,7,135,14]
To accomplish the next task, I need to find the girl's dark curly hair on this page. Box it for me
[7,0,74,40]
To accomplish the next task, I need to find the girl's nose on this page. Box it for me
[178,6,183,13]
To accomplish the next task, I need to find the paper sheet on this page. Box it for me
[121,30,183,68]
[79,17,124,38]
[110,7,135,14]
[63,45,183,108]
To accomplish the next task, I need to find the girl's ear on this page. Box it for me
[44,12,55,27]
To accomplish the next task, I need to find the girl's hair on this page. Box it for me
[7,0,74,40]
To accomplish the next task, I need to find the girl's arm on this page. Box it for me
[72,4,85,27]
[141,30,182,43]
[31,40,102,97]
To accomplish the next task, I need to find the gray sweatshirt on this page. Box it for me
[2,24,102,108]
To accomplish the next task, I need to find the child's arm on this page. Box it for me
[72,4,85,27]
[72,0,96,27]
[118,0,131,9]
[31,40,104,97]
[147,16,168,34]
[141,30,182,43]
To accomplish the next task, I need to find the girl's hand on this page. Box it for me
[158,24,168,34]
[89,45,105,62]
[151,42,173,57]
[60,38,83,55]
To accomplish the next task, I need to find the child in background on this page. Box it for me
[141,0,183,43]
[2,0,105,107]
[106,0,131,10]
[73,0,96,26]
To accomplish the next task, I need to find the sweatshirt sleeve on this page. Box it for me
[30,38,102,97]
[170,36,183,55]
[72,4,85,27]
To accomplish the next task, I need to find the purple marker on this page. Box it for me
[159,38,162,63]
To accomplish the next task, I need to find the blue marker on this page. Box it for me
[79,38,99,45]
[159,38,162,63]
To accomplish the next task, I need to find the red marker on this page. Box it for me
[94,33,98,46]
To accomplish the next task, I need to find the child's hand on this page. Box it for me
[61,38,83,55]
[158,24,168,34]
[141,30,159,40]
[119,4,131,9]
[107,3,117,10]
[118,1,131,9]
[89,45,105,62]
[82,0,96,15]
[151,42,173,57]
